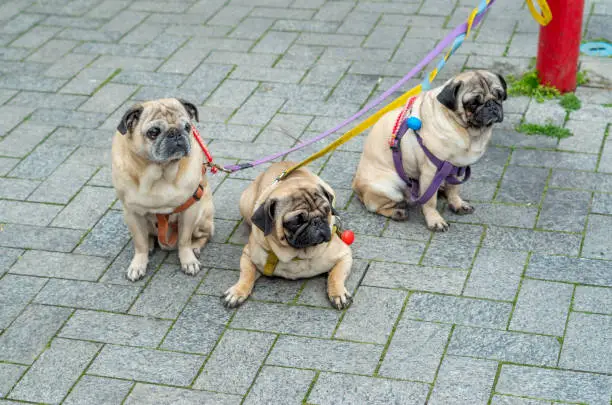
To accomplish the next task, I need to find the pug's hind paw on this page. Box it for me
[222,285,249,308]
[449,201,475,215]
[329,289,352,310]
[390,201,409,221]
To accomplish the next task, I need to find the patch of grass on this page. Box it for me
[507,70,560,102]
[576,70,589,86]
[603,103,612,108]
[559,93,582,111]
[516,123,572,139]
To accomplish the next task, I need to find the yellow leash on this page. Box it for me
[276,85,423,181]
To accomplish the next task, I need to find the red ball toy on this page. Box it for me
[340,230,355,245]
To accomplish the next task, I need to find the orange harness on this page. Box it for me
[155,126,220,249]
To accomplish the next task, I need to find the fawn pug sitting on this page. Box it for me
[352,70,507,231]
[223,162,353,310]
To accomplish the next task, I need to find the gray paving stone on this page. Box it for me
[428,356,497,405]
[195,242,244,271]
[9,141,76,179]
[464,248,528,301]
[574,285,612,314]
[0,224,84,253]
[0,105,34,136]
[559,120,607,154]
[44,53,98,79]
[297,259,368,307]
[125,383,241,405]
[51,186,116,229]
[129,264,203,319]
[28,163,98,204]
[267,335,383,374]
[510,279,573,336]
[250,276,304,303]
[27,39,78,63]
[112,71,186,88]
[496,165,548,204]
[180,63,233,95]
[0,363,26,397]
[100,242,167,286]
[422,237,479,270]
[78,83,136,114]
[406,292,512,328]
[0,157,18,175]
[550,169,612,192]
[351,235,425,264]
[491,396,552,405]
[335,286,406,344]
[537,189,591,232]
[496,365,612,405]
[583,214,612,260]
[0,247,23,276]
[449,326,561,366]
[60,67,116,95]
[9,92,88,110]
[511,149,597,171]
[205,79,259,109]
[491,129,559,149]
[0,304,72,364]
[363,261,467,295]
[88,345,204,386]
[309,373,429,405]
[559,312,612,374]
[450,202,538,228]
[231,300,341,337]
[74,211,131,257]
[527,254,612,287]
[60,310,171,347]
[63,375,133,405]
[194,329,275,394]
[0,200,62,226]
[9,338,100,404]
[482,226,582,256]
[0,274,47,329]
[10,250,110,280]
[29,108,107,129]
[35,279,140,312]
[161,295,232,354]
[379,319,451,382]
[244,366,315,405]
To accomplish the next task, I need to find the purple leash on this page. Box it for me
[223,0,495,173]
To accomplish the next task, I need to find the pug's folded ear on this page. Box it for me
[117,104,143,135]
[251,199,277,236]
[496,73,508,100]
[177,98,199,122]
[319,185,337,215]
[437,80,462,111]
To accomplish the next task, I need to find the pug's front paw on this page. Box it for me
[329,290,352,310]
[179,248,201,275]
[425,212,450,232]
[126,254,148,281]
[449,201,475,215]
[222,284,250,308]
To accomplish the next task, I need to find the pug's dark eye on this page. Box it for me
[465,99,480,111]
[184,123,191,132]
[285,213,307,228]
[146,127,160,139]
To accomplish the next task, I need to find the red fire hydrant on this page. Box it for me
[536,0,585,93]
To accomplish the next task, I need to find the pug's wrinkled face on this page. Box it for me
[252,185,335,249]
[437,70,507,129]
[117,98,199,163]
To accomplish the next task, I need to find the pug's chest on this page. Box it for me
[252,251,334,280]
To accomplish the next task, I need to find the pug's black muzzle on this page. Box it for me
[287,217,332,249]
[470,100,504,127]
[163,128,190,156]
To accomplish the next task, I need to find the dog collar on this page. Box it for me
[389,97,471,205]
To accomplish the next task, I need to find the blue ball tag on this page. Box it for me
[406,116,422,131]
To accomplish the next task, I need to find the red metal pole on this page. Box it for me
[535,0,585,93]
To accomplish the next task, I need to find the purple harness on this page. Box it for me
[390,113,471,205]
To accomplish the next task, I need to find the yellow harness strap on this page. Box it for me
[262,226,340,276]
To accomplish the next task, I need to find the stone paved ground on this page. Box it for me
[0,0,611,404]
